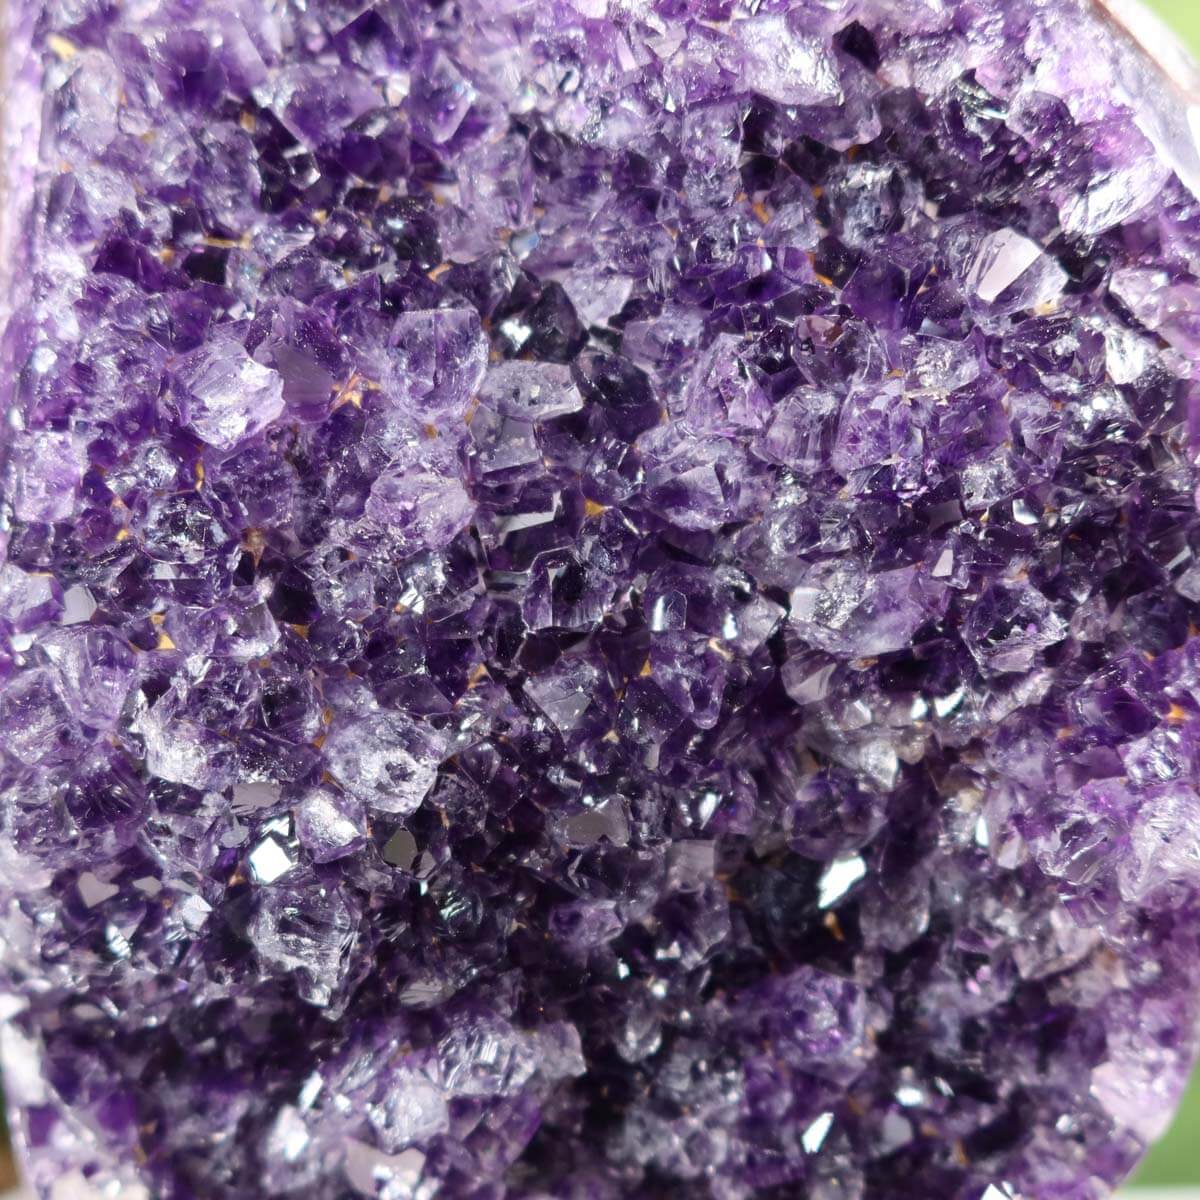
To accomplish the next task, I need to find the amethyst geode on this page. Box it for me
[4,0,1200,1197]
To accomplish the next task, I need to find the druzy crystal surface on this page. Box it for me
[4,0,1200,1196]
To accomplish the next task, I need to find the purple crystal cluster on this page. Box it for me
[4,0,1200,1196]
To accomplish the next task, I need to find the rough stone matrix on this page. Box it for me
[2,1,1200,1197]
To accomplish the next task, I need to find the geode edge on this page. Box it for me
[3,2,1200,1199]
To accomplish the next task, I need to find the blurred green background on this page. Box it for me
[1150,0,1200,46]
[1130,4,1200,1189]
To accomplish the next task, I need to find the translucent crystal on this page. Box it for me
[177,336,285,451]
[323,710,444,816]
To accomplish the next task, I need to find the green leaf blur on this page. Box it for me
[1151,0,1200,55]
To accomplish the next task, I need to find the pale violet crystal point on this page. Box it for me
[177,335,286,452]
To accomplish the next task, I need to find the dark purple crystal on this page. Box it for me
[3,1,1200,1197]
